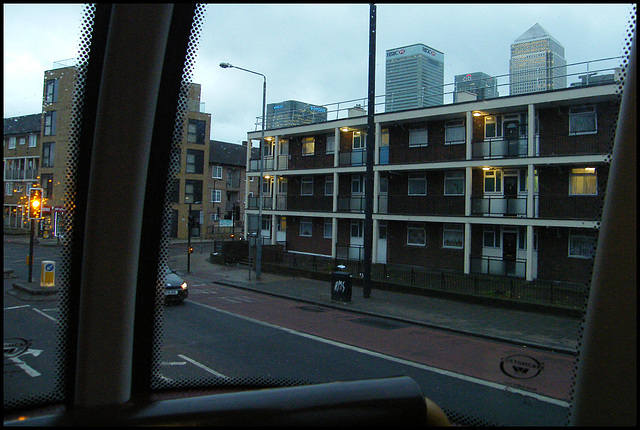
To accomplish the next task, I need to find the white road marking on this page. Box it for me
[8,349,43,378]
[4,305,31,310]
[178,354,229,379]
[190,300,569,408]
[33,308,58,323]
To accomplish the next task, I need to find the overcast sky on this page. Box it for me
[4,3,634,144]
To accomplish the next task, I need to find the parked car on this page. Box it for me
[165,268,188,304]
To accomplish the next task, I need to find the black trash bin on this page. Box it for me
[331,271,352,302]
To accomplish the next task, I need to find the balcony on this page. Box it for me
[471,195,532,217]
[337,196,365,213]
[385,143,465,165]
[379,195,465,216]
[288,153,334,170]
[471,255,527,278]
[282,195,333,212]
[538,132,608,156]
[538,194,602,220]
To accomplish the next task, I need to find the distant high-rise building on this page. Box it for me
[385,43,444,112]
[509,23,566,95]
[454,72,499,102]
[266,100,327,129]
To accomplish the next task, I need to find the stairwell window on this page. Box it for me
[569,106,597,135]
[43,111,57,136]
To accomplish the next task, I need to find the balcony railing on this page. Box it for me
[538,194,602,220]
[337,196,365,212]
[288,153,334,170]
[472,137,530,159]
[385,143,466,165]
[282,195,333,212]
[338,150,366,166]
[538,132,609,156]
[379,195,465,216]
[471,195,531,217]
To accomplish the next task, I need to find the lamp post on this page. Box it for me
[220,62,266,279]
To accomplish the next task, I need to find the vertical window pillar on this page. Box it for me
[331,217,338,259]
[464,222,471,274]
[464,166,472,216]
[526,225,535,281]
[465,110,473,160]
[334,127,340,168]
[527,104,535,157]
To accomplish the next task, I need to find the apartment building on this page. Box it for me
[3,114,42,231]
[4,62,214,241]
[244,82,618,285]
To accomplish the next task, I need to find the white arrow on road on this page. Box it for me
[8,349,43,377]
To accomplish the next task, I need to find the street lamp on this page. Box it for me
[220,62,266,279]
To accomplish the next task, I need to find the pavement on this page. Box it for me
[5,235,582,355]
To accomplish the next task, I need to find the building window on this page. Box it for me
[277,177,288,194]
[211,189,221,203]
[186,149,204,174]
[187,119,206,144]
[408,173,427,195]
[407,223,426,246]
[483,226,501,248]
[569,167,597,195]
[409,127,428,147]
[568,233,596,259]
[326,133,335,154]
[444,171,464,195]
[45,79,58,103]
[43,111,57,136]
[569,106,597,135]
[42,142,55,167]
[351,220,363,238]
[185,180,203,203]
[302,137,315,156]
[484,115,502,139]
[212,165,222,179]
[324,176,333,195]
[5,182,13,196]
[351,174,364,195]
[323,219,332,238]
[445,120,465,144]
[443,224,464,249]
[353,131,365,150]
[301,176,313,195]
[483,169,502,193]
[8,137,16,149]
[19,137,26,146]
[28,134,37,148]
[300,218,312,237]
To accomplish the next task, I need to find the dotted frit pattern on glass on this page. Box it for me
[565,3,636,425]
[2,4,96,412]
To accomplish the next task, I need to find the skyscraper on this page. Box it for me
[385,43,444,112]
[266,100,327,129]
[510,23,566,95]
[454,72,499,102]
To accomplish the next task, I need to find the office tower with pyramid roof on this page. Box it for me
[509,23,567,95]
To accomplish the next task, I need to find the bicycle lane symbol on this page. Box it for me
[4,338,43,377]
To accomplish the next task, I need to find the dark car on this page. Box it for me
[164,268,188,304]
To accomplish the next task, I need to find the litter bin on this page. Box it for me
[41,260,55,287]
[331,271,352,302]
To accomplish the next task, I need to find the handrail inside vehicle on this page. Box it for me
[3,4,449,426]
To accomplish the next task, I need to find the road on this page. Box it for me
[4,241,570,425]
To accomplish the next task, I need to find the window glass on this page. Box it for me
[408,173,426,195]
[3,4,634,428]
[569,167,597,195]
[444,171,464,195]
[407,223,426,246]
[302,136,315,155]
[569,106,597,134]
[409,127,428,146]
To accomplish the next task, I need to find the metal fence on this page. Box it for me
[262,247,588,311]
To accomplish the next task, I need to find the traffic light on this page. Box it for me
[29,188,43,219]
[188,246,194,254]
